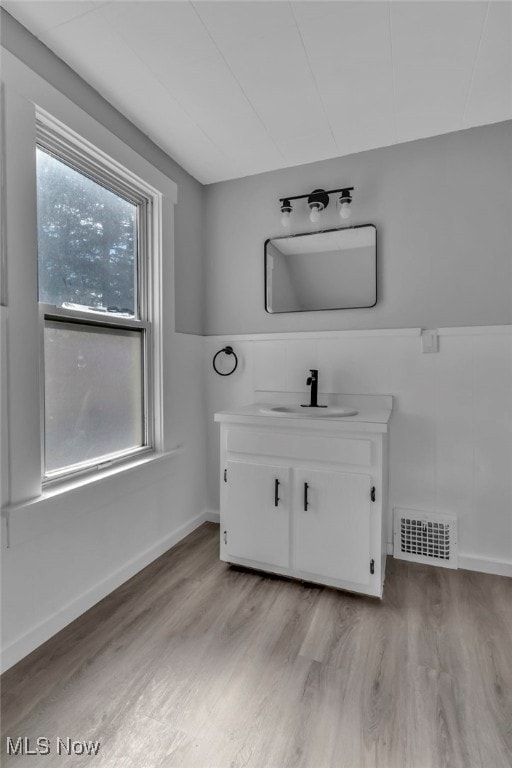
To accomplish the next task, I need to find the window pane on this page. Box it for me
[37,148,137,316]
[44,321,144,474]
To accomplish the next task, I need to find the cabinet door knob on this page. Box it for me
[274,478,280,507]
[304,482,309,511]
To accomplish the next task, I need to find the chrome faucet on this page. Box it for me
[302,369,327,408]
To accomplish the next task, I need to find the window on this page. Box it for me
[36,124,154,481]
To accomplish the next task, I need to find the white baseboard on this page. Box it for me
[458,554,512,578]
[388,541,511,578]
[0,511,208,674]
[203,508,220,524]
[5,517,507,673]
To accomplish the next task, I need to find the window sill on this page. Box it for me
[2,446,184,548]
[41,446,184,497]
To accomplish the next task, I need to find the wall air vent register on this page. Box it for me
[393,508,458,569]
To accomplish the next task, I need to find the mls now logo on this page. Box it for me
[56,738,101,756]
[6,737,101,756]
[6,738,50,756]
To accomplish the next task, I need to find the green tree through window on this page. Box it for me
[36,148,137,314]
[36,134,151,480]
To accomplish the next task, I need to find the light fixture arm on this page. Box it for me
[278,186,354,204]
[278,186,354,227]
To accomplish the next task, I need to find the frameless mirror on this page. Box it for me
[265,225,377,313]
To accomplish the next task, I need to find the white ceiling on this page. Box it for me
[3,0,511,184]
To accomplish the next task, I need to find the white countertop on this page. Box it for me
[215,395,393,433]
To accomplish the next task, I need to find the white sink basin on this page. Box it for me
[260,405,358,418]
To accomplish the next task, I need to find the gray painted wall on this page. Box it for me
[1,8,205,335]
[3,9,511,338]
[204,121,512,335]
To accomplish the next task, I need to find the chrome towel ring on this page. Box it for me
[213,346,238,376]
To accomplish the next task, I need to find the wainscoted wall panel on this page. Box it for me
[205,326,512,575]
[253,340,318,392]
[467,333,512,558]
[2,332,209,672]
[434,336,475,549]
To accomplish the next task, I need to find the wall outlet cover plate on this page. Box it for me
[421,330,439,353]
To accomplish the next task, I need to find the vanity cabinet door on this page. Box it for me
[294,469,372,586]
[224,460,290,568]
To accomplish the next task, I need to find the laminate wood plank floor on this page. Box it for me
[1,522,511,768]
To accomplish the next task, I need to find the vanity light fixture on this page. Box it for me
[337,189,352,220]
[279,186,354,227]
[307,189,330,223]
[280,199,293,227]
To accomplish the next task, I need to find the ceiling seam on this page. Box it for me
[8,0,506,186]
[288,1,339,153]
[387,1,398,146]
[0,8,211,184]
[93,4,234,182]
[31,3,227,171]
[49,2,112,32]
[189,0,288,165]
[461,1,491,129]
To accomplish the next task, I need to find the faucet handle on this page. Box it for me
[307,369,317,385]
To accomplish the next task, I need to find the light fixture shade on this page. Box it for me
[339,202,351,220]
[338,189,352,219]
[309,206,322,223]
[280,199,293,227]
[307,189,329,224]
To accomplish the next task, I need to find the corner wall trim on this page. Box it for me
[203,508,220,524]
[0,511,208,673]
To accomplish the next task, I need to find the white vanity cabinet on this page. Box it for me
[294,468,372,587]
[224,460,291,568]
[215,401,391,598]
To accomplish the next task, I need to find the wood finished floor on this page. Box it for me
[1,522,511,768]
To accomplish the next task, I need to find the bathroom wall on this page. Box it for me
[0,40,209,671]
[203,118,512,575]
[2,8,511,677]
[0,8,205,335]
[205,326,512,575]
[2,331,207,672]
[204,121,512,336]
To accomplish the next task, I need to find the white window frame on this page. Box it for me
[1,50,176,515]
[36,110,162,486]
